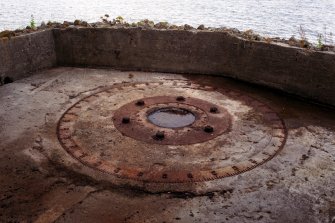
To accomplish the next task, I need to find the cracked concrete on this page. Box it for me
[0,67,334,223]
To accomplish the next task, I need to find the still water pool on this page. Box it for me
[1,0,334,43]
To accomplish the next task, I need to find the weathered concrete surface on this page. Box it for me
[0,67,334,223]
[53,28,335,107]
[0,30,56,83]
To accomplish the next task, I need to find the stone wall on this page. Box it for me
[0,30,56,83]
[1,27,335,106]
[53,28,335,107]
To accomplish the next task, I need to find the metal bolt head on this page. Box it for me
[154,131,165,140]
[187,173,193,179]
[211,170,218,176]
[210,107,218,113]
[204,125,214,133]
[176,96,185,101]
[122,117,130,124]
[135,100,145,106]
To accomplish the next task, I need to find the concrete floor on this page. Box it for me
[0,67,334,223]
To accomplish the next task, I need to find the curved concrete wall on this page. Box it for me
[53,28,335,107]
[1,27,335,107]
[0,30,56,82]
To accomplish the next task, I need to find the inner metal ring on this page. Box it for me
[113,96,232,145]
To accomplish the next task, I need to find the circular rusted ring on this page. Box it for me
[57,82,287,184]
[112,96,232,145]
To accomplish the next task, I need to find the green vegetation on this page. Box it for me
[115,16,124,24]
[317,34,324,49]
[100,15,125,25]
[137,19,155,28]
[30,15,36,29]
[295,25,334,50]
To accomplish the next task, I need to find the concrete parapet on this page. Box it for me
[1,27,335,106]
[0,30,56,82]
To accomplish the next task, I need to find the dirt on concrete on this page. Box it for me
[0,67,334,223]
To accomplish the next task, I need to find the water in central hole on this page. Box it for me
[148,107,196,128]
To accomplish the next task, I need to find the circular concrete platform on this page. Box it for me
[57,81,287,184]
[2,68,335,222]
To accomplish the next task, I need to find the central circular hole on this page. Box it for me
[148,107,196,128]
